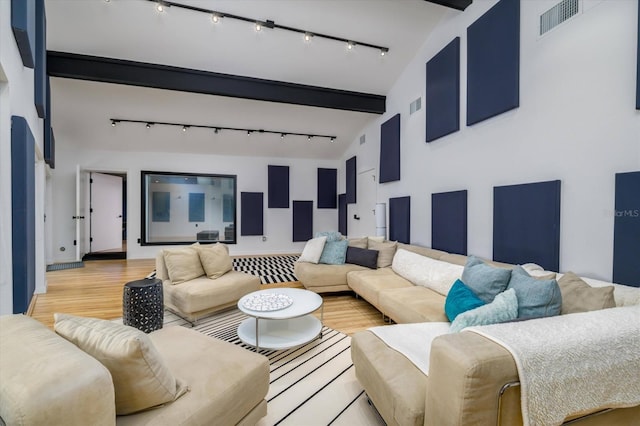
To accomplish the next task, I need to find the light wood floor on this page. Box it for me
[32,259,385,335]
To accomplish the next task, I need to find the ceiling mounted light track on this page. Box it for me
[145,0,389,56]
[109,118,337,142]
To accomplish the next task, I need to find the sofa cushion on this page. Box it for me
[379,286,449,323]
[368,240,397,268]
[197,243,232,279]
[391,249,463,296]
[319,239,349,265]
[164,247,205,284]
[0,315,115,426]
[298,236,327,263]
[445,279,486,322]
[315,231,343,242]
[294,262,367,292]
[347,268,412,310]
[450,288,518,333]
[347,237,368,249]
[54,313,188,415]
[558,272,616,314]
[461,256,512,303]
[506,266,561,319]
[345,246,378,269]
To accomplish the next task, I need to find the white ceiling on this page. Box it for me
[46,0,449,159]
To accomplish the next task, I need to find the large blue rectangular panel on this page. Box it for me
[379,114,401,183]
[346,156,357,204]
[11,116,36,313]
[637,0,639,109]
[34,0,46,118]
[188,193,205,222]
[426,37,460,142]
[268,165,289,208]
[152,192,170,222]
[44,77,55,168]
[613,171,640,287]
[11,0,36,68]
[389,196,411,244]
[293,200,313,242]
[467,0,520,126]
[338,193,347,236]
[493,180,561,271]
[432,190,467,255]
[241,192,264,236]
[317,168,337,208]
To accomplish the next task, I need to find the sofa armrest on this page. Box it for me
[424,332,521,426]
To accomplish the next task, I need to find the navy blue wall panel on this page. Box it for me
[44,77,55,168]
[432,190,467,255]
[389,196,411,244]
[293,201,313,242]
[188,193,205,222]
[11,0,36,68]
[317,168,337,208]
[152,192,170,222]
[11,116,36,314]
[426,37,460,142]
[493,180,561,271]
[613,171,640,287]
[241,192,264,236]
[268,165,289,208]
[379,114,401,183]
[34,0,46,118]
[467,0,520,126]
[346,156,357,204]
[338,193,347,236]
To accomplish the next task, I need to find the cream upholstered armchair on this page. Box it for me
[156,243,259,324]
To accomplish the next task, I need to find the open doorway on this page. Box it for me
[82,172,127,260]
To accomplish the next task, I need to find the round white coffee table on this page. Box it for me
[237,288,323,352]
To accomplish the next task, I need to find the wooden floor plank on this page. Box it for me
[32,259,385,334]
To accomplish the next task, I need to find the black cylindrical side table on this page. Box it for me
[123,278,163,333]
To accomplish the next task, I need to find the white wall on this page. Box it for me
[0,0,48,314]
[51,146,341,261]
[340,0,640,282]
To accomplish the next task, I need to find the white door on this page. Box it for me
[349,168,377,237]
[74,165,89,261]
[90,172,123,252]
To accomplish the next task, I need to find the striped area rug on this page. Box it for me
[233,255,299,284]
[164,310,384,426]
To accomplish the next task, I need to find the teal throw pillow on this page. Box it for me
[507,266,562,319]
[319,240,349,265]
[450,288,519,333]
[314,231,343,243]
[444,279,486,322]
[461,256,512,304]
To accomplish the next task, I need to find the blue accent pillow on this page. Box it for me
[345,246,378,269]
[461,256,512,304]
[319,240,349,265]
[314,231,343,242]
[445,279,486,322]
[507,266,562,319]
[450,288,519,333]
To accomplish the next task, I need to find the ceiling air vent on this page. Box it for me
[540,0,579,36]
[359,134,366,145]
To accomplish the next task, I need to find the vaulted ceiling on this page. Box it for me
[45,0,465,159]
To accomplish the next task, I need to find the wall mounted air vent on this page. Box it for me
[410,97,422,115]
[359,134,366,145]
[540,0,579,36]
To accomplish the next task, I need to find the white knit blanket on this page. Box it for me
[368,322,451,375]
[466,305,640,426]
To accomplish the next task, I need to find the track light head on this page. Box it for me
[156,2,165,12]
[146,122,152,129]
[182,125,189,132]
[347,41,355,50]
[254,21,262,32]
[111,119,117,127]
[330,137,335,143]
[211,14,220,23]
[247,130,252,135]
[304,33,313,42]
[308,135,312,141]
[214,128,219,134]
[380,48,388,57]
[281,133,285,139]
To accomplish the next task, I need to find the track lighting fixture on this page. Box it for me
[109,118,337,143]
[143,0,388,56]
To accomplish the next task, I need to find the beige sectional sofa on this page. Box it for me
[0,314,269,426]
[296,237,640,425]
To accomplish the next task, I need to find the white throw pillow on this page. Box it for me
[298,236,327,264]
[392,249,463,296]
